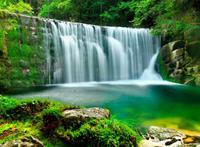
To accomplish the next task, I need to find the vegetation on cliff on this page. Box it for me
[0,5,45,89]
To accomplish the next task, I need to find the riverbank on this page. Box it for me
[0,96,140,146]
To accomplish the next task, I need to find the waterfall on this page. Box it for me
[44,20,161,84]
[140,50,162,80]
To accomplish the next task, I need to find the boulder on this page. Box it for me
[147,126,185,141]
[63,107,110,121]
[160,41,186,64]
[140,126,184,147]
[169,40,185,51]
[140,126,200,147]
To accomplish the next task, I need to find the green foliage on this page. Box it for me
[129,0,173,28]
[151,0,199,36]
[100,1,132,26]
[0,1,33,56]
[0,0,33,15]
[39,0,200,37]
[39,0,132,25]
[39,0,74,20]
[6,1,33,14]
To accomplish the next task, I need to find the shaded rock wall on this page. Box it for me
[160,29,200,85]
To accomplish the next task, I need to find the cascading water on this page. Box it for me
[44,20,161,84]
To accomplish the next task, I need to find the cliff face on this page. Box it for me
[0,11,47,90]
[159,28,200,85]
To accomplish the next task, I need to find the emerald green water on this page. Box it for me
[13,82,200,133]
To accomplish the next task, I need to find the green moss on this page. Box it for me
[42,100,80,119]
[0,96,49,119]
[56,119,140,146]
[42,106,63,120]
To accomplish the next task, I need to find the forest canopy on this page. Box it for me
[0,0,200,36]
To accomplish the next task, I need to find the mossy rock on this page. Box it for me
[171,48,184,61]
[186,41,200,63]
[0,96,49,119]
[160,41,185,62]
[56,119,139,147]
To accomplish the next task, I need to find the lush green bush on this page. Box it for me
[0,0,33,14]
[39,0,76,21]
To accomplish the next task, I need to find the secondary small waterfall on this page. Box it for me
[44,20,161,84]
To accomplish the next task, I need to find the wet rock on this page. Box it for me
[140,126,185,147]
[1,137,44,147]
[147,126,185,141]
[63,107,110,121]
[170,40,185,51]
[140,138,183,147]
[140,126,200,147]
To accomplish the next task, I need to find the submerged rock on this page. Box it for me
[63,107,110,121]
